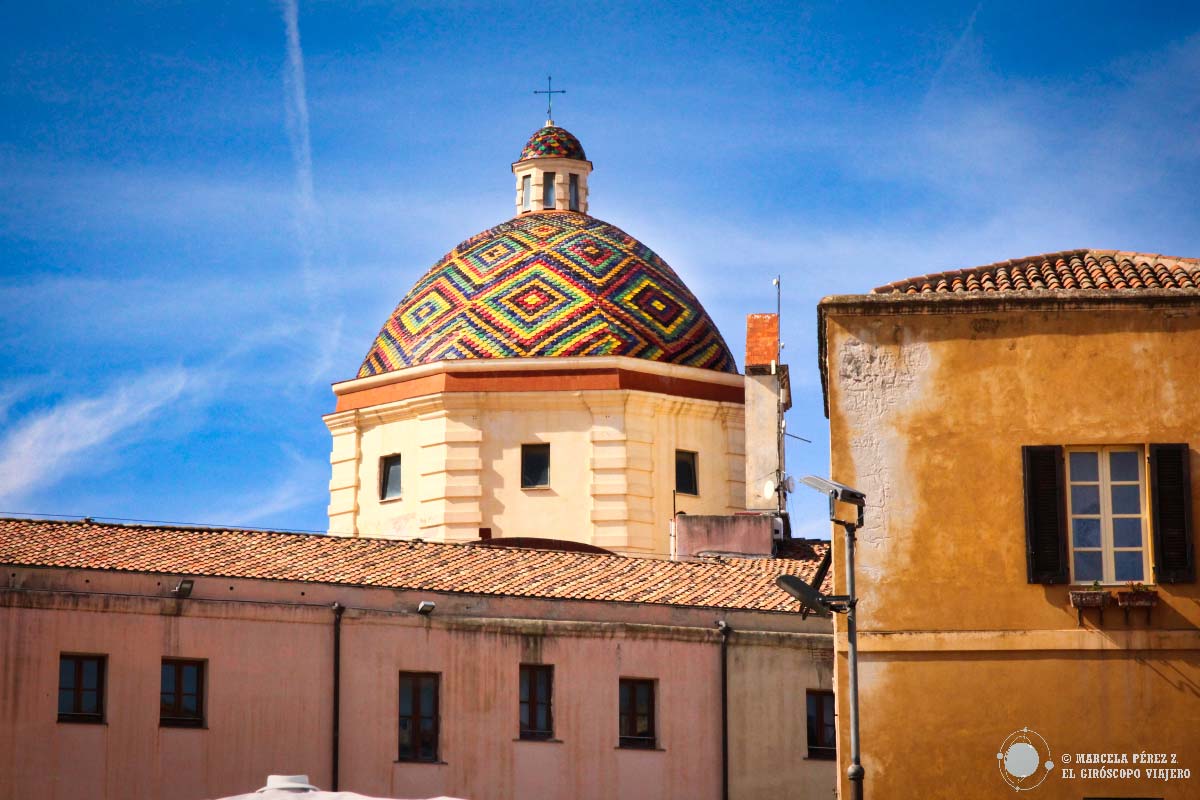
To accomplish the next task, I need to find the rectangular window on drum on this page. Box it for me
[542,172,556,209]
[569,174,579,211]
[522,174,532,211]
[381,454,402,500]
[521,443,551,488]
[675,450,699,496]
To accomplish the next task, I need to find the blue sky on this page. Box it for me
[1,1,1198,537]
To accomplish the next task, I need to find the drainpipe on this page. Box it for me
[717,619,732,800]
[332,602,344,791]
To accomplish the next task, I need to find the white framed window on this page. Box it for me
[380,454,403,500]
[1066,446,1149,583]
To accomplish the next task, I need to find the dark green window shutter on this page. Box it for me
[1023,445,1068,584]
[1150,443,1195,583]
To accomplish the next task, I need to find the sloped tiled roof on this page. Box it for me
[0,518,830,612]
[873,249,1200,296]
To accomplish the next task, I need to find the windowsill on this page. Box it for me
[160,720,207,729]
[674,492,698,498]
[514,736,563,743]
[394,759,448,765]
[616,745,666,752]
[1069,583,1156,589]
[805,753,837,761]
[521,486,552,492]
[380,496,404,504]
[57,716,106,725]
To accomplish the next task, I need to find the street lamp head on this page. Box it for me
[799,475,865,507]
[775,574,826,611]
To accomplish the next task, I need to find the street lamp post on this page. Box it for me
[776,476,866,800]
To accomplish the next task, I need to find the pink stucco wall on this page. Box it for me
[0,568,834,800]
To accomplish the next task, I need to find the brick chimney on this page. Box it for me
[743,313,791,512]
[745,313,780,366]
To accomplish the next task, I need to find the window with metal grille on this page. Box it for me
[618,678,656,749]
[58,654,105,723]
[160,659,205,727]
[806,689,836,759]
[398,672,439,762]
[519,664,553,739]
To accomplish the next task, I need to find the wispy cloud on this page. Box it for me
[0,368,194,503]
[278,0,348,385]
[924,2,983,103]
[281,0,317,282]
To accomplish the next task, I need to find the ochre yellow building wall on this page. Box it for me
[822,296,1200,799]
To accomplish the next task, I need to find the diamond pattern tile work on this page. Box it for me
[358,212,738,376]
[519,125,587,161]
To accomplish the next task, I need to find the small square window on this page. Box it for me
[618,678,656,749]
[58,654,106,723]
[675,450,698,496]
[161,659,205,728]
[806,690,836,759]
[399,672,440,762]
[521,444,550,488]
[519,664,554,739]
[381,454,403,500]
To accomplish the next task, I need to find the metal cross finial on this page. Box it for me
[533,75,566,120]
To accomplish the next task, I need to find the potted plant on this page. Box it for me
[1068,581,1111,626]
[1116,581,1159,624]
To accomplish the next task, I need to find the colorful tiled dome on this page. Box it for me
[519,125,587,161]
[358,211,737,376]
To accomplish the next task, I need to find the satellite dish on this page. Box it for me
[762,479,776,500]
[783,476,796,493]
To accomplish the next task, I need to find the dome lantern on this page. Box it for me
[513,122,592,215]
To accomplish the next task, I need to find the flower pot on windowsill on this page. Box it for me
[1116,585,1158,624]
[1068,588,1112,626]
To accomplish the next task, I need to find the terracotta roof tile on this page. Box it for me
[0,518,831,613]
[873,249,1200,296]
